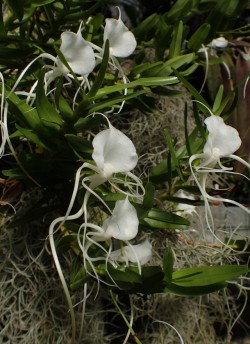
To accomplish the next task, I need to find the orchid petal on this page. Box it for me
[104,8,137,57]
[210,37,228,49]
[92,124,138,176]
[203,115,241,157]
[102,198,139,241]
[110,240,152,265]
[59,28,95,76]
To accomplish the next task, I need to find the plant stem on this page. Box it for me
[109,290,143,344]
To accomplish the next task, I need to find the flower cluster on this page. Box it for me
[49,115,152,286]
[9,7,137,107]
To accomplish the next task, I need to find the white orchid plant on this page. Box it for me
[189,102,250,242]
[1,3,250,344]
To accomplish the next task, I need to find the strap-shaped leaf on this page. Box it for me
[169,20,183,59]
[188,23,211,52]
[87,39,109,98]
[164,128,183,181]
[172,264,249,287]
[37,70,64,130]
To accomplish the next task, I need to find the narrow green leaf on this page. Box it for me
[142,182,155,209]
[164,0,192,23]
[165,282,226,296]
[64,134,93,157]
[133,13,159,40]
[169,20,183,59]
[37,70,64,129]
[140,208,190,229]
[163,247,174,284]
[87,90,146,113]
[58,95,74,122]
[16,125,51,150]
[70,264,88,290]
[188,23,211,52]
[149,159,169,184]
[88,39,109,98]
[147,209,189,225]
[107,266,142,290]
[164,128,183,181]
[95,76,179,99]
[184,102,192,157]
[192,102,206,143]
[142,53,195,78]
[212,85,224,113]
[173,68,210,109]
[172,265,249,287]
[7,91,41,129]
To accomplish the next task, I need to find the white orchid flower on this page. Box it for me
[189,102,250,240]
[101,198,139,241]
[92,121,138,180]
[109,239,152,266]
[82,198,138,242]
[209,37,228,49]
[45,24,95,84]
[103,7,137,58]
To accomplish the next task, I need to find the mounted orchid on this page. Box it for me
[189,102,250,239]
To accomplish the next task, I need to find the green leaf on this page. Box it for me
[133,13,160,40]
[212,85,224,113]
[169,21,183,59]
[142,182,155,209]
[141,53,195,77]
[139,266,165,294]
[107,266,142,290]
[163,247,174,284]
[87,90,147,113]
[37,71,64,130]
[88,39,109,98]
[70,264,88,290]
[184,102,192,156]
[173,69,210,110]
[164,0,193,23]
[140,208,190,229]
[6,0,24,20]
[164,128,183,181]
[188,23,211,52]
[7,91,41,129]
[16,125,51,150]
[56,234,77,254]
[95,76,179,99]
[149,159,169,184]
[172,264,249,287]
[58,95,74,122]
[165,282,226,296]
[64,134,93,157]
